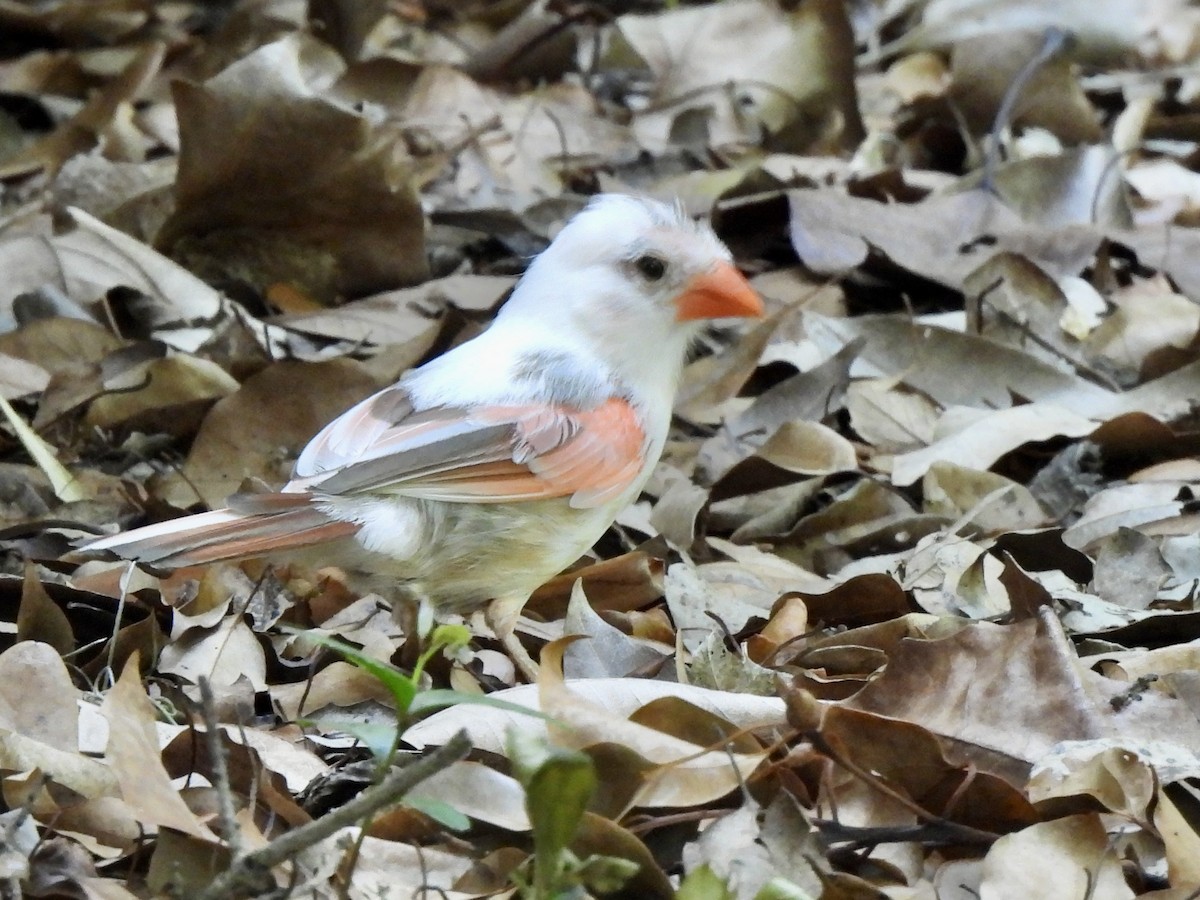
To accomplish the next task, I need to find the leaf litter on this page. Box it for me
[3,0,1200,896]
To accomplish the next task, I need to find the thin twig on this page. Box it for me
[198,677,243,861]
[982,27,1072,194]
[813,818,996,849]
[804,729,1001,847]
[194,731,472,900]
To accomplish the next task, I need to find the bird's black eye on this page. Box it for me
[634,254,667,281]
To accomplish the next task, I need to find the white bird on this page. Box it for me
[84,195,763,669]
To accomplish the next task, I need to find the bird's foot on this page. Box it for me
[485,597,539,683]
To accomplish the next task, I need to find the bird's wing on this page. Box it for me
[289,385,648,509]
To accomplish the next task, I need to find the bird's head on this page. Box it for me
[499,195,764,386]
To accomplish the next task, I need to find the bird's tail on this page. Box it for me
[80,493,359,569]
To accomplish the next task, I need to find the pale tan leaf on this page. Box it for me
[891,404,1097,486]
[0,731,117,800]
[978,815,1134,900]
[157,614,267,691]
[0,641,79,750]
[100,656,216,840]
[1155,784,1200,888]
[414,761,530,831]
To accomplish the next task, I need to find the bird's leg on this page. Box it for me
[486,594,539,682]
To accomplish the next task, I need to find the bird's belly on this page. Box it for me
[318,494,618,612]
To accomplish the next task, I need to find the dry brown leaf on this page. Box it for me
[802,311,1117,415]
[403,65,633,210]
[157,612,267,690]
[83,354,239,435]
[0,352,50,400]
[526,551,665,619]
[100,655,216,840]
[0,41,164,179]
[906,534,1012,618]
[846,377,940,452]
[810,702,1039,833]
[922,462,1049,533]
[1155,782,1200,888]
[1063,481,1191,553]
[879,0,1174,64]
[1086,275,1200,381]
[535,641,769,810]
[159,34,427,302]
[52,208,309,359]
[274,274,513,347]
[48,796,142,859]
[0,728,117,801]
[341,834,475,898]
[949,30,1100,142]
[158,357,391,507]
[990,146,1131,229]
[847,612,1107,765]
[0,318,126,380]
[271,661,395,721]
[403,674,786,759]
[664,560,784,651]
[413,761,530,831]
[680,798,824,900]
[788,189,1102,290]
[17,565,75,655]
[1091,527,1171,610]
[1027,740,1165,822]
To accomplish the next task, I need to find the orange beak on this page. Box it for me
[674,261,765,322]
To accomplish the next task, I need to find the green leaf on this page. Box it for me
[676,865,735,900]
[753,879,818,900]
[403,794,471,832]
[411,623,471,683]
[508,730,597,899]
[573,854,639,894]
[284,628,417,714]
[296,717,396,761]
[408,688,552,719]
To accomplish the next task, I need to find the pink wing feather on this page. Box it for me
[291,388,647,509]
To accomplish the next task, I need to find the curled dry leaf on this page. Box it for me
[156,611,267,690]
[562,580,668,680]
[403,674,785,765]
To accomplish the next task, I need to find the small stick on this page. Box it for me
[194,730,472,900]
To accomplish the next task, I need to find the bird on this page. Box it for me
[82,194,764,674]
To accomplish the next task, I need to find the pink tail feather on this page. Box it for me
[81,494,359,569]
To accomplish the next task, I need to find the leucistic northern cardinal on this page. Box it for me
[83,195,764,668]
